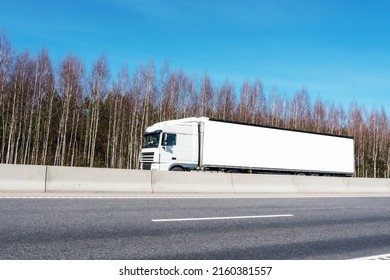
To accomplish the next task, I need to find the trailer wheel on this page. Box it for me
[171,166,185,171]
[226,169,240,173]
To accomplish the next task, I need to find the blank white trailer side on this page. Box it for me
[201,119,354,176]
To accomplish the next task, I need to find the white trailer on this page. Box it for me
[141,117,355,176]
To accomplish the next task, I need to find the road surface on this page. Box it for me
[1,195,390,259]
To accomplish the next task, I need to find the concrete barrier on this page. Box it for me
[1,164,390,194]
[46,166,152,193]
[232,173,297,193]
[294,176,349,193]
[0,164,46,192]
[347,177,390,193]
[152,170,234,193]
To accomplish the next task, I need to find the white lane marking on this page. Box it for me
[152,214,294,222]
[352,253,390,260]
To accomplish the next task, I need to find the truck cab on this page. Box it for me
[140,118,201,171]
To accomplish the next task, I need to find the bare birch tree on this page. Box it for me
[238,81,250,123]
[250,80,267,125]
[268,88,284,127]
[0,32,12,163]
[54,55,84,166]
[6,51,33,164]
[288,89,311,131]
[313,98,327,133]
[200,74,214,117]
[29,49,55,165]
[106,66,128,168]
[84,54,109,167]
[348,103,368,177]
[216,81,236,120]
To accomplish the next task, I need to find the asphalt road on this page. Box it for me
[1,195,390,260]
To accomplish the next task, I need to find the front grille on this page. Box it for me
[142,163,152,170]
[141,152,154,162]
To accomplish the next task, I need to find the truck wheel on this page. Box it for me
[171,166,185,171]
[226,169,240,173]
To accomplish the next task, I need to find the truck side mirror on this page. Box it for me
[162,133,168,147]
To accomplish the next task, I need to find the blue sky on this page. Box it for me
[1,0,390,111]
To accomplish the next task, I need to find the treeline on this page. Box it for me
[0,33,389,177]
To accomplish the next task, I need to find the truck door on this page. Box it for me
[160,133,177,169]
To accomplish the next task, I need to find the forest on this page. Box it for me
[0,33,389,177]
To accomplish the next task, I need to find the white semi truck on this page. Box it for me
[140,117,355,176]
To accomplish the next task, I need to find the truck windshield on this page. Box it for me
[143,132,160,148]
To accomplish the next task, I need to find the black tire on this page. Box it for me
[226,169,240,173]
[171,166,185,171]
